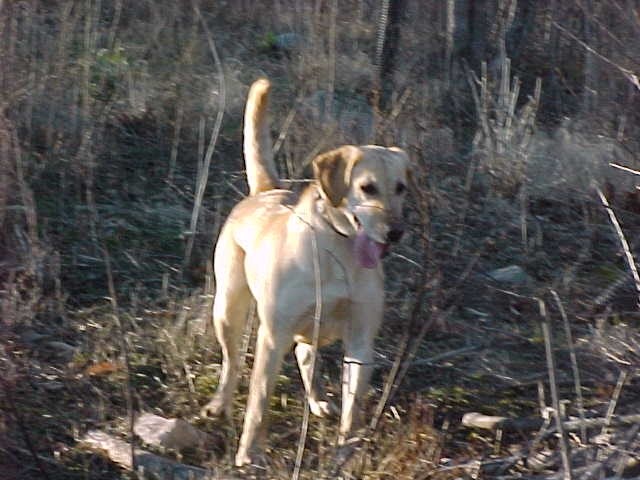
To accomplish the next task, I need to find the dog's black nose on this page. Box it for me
[387,226,404,243]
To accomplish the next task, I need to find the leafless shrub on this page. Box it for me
[590,321,640,373]
[0,111,57,329]
[468,56,541,198]
[526,118,638,201]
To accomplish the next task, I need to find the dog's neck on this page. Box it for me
[305,185,356,238]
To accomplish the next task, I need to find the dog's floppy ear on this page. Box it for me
[388,146,413,184]
[312,146,361,207]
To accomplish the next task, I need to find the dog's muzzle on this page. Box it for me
[386,222,404,244]
[387,222,404,243]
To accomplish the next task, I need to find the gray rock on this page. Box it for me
[45,341,78,361]
[21,330,50,344]
[82,430,218,479]
[134,413,211,452]
[274,32,303,52]
[486,265,531,285]
[42,381,64,391]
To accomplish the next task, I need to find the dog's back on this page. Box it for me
[243,79,280,196]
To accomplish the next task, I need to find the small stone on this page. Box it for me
[46,341,76,352]
[42,381,64,392]
[45,341,78,360]
[81,430,212,478]
[134,413,210,452]
[486,265,531,285]
[274,32,302,51]
[21,330,50,343]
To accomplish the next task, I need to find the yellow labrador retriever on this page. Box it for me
[201,78,410,466]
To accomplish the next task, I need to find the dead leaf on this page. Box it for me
[85,361,120,377]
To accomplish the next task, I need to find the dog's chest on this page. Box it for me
[292,294,351,345]
[290,249,358,345]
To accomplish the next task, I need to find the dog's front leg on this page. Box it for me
[338,346,374,444]
[235,324,287,466]
[339,298,382,444]
[295,342,335,418]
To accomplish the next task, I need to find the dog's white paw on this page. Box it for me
[309,399,336,418]
[235,451,250,467]
[200,396,227,418]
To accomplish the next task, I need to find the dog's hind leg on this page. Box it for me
[295,342,335,418]
[201,240,252,419]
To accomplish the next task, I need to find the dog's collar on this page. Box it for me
[314,190,355,238]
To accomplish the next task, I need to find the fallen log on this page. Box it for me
[462,412,640,432]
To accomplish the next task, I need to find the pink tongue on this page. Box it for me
[354,229,386,268]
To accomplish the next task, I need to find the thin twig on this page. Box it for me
[389,252,424,270]
[0,378,52,480]
[326,0,337,118]
[371,0,390,133]
[385,308,452,414]
[162,329,197,409]
[596,187,640,309]
[167,100,184,182]
[369,180,433,433]
[550,289,587,444]
[184,1,226,269]
[613,424,640,478]
[369,295,420,432]
[106,0,122,50]
[301,124,338,169]
[101,246,136,472]
[552,21,640,92]
[239,302,256,375]
[595,369,630,466]
[408,345,481,367]
[326,166,434,477]
[350,165,436,476]
[292,227,323,480]
[11,125,37,246]
[538,297,573,480]
[374,344,481,368]
[609,162,640,176]
[602,370,628,435]
[273,96,301,158]
[377,86,412,134]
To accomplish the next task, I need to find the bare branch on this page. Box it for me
[609,162,640,176]
[553,21,640,92]
[596,187,640,309]
[101,246,136,471]
[550,289,587,444]
[539,298,573,480]
[462,412,640,432]
[184,1,226,269]
[602,370,628,435]
[292,226,323,480]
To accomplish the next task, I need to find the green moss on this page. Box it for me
[426,385,474,407]
[593,263,623,283]
[257,31,278,53]
[195,373,219,396]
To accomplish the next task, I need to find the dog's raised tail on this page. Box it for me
[244,78,279,195]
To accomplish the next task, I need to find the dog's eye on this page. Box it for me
[360,183,378,195]
[396,182,407,194]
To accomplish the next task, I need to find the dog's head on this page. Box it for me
[313,145,411,268]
